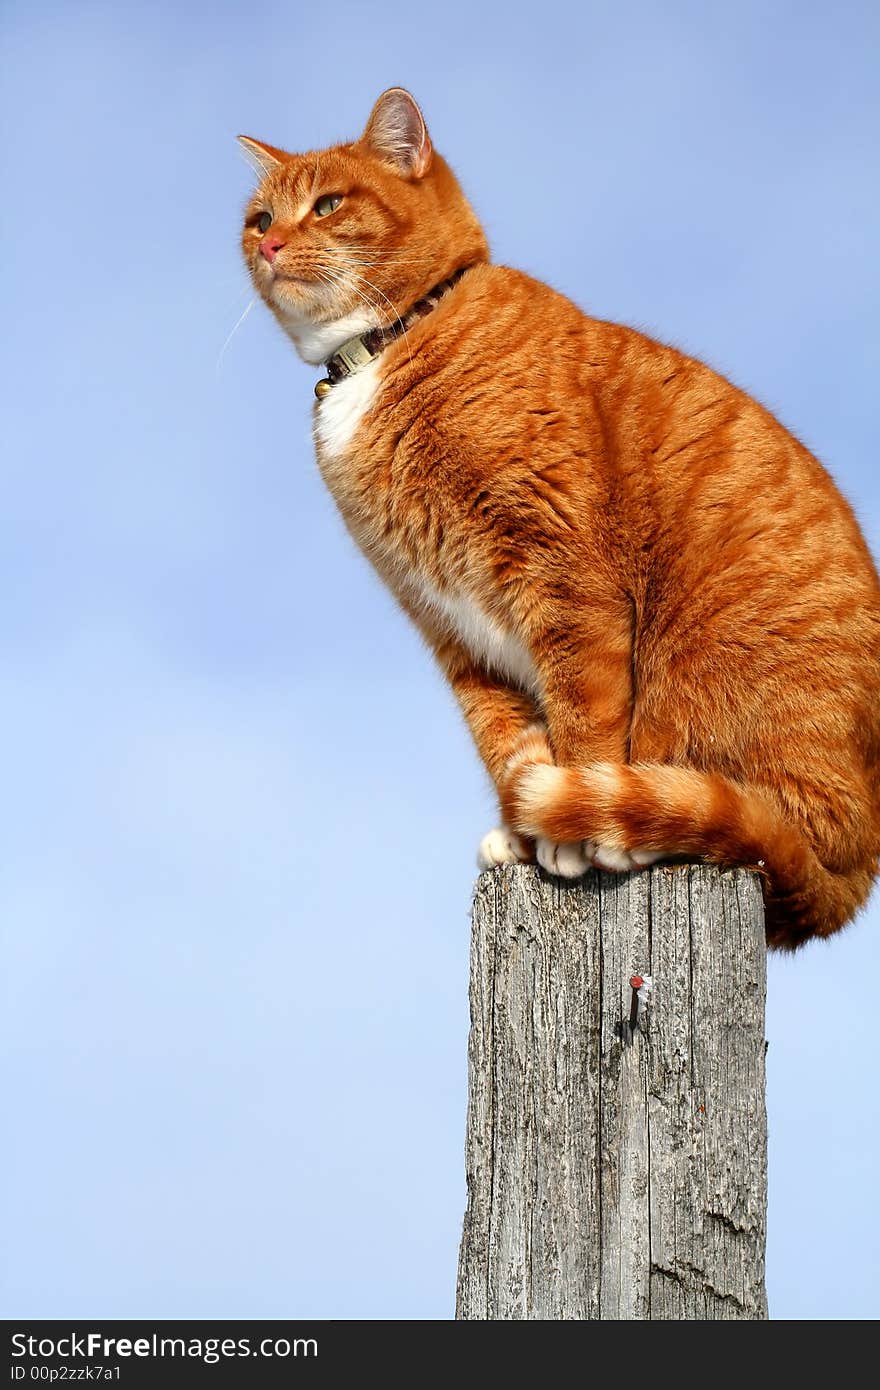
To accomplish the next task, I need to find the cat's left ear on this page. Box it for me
[361,88,433,179]
[236,135,286,179]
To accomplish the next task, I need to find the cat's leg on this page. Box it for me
[429,636,580,870]
[441,655,546,868]
[501,722,595,876]
[504,600,647,873]
[538,607,634,769]
[425,624,603,878]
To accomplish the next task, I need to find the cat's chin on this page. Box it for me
[256,268,382,363]
[270,272,317,292]
[266,276,316,312]
[267,277,347,328]
[274,305,384,367]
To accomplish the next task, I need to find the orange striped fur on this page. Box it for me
[241,89,880,948]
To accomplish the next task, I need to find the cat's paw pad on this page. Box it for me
[478,827,532,870]
[536,836,594,878]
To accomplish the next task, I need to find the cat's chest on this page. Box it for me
[313,360,381,458]
[313,363,539,695]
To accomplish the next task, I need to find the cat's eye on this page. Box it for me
[314,194,343,218]
[257,211,272,233]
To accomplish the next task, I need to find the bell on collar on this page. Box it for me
[314,378,333,400]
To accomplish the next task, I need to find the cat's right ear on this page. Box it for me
[236,136,286,179]
[361,88,433,179]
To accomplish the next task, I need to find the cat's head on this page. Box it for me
[239,88,489,364]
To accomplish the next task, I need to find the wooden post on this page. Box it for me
[456,864,768,1320]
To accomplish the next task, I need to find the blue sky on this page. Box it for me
[1,0,878,1319]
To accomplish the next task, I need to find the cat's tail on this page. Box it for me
[507,759,868,948]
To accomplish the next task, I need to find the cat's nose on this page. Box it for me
[259,236,286,264]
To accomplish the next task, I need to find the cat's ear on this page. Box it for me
[361,88,433,179]
[236,135,286,179]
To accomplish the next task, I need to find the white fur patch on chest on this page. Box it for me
[412,578,541,696]
[313,361,380,457]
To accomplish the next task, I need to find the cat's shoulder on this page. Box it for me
[448,262,651,359]
[460,262,580,315]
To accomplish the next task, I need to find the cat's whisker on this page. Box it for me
[326,266,390,322]
[321,246,440,268]
[317,240,438,263]
[216,295,257,374]
[354,272,414,366]
[312,266,365,320]
[312,263,354,292]
[312,262,388,332]
[313,269,349,302]
[351,282,414,370]
[315,258,381,272]
[313,255,415,366]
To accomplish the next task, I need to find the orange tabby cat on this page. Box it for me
[239,88,880,948]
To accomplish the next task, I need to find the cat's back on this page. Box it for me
[433,264,878,591]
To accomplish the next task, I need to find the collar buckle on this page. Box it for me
[334,337,376,374]
[314,265,471,399]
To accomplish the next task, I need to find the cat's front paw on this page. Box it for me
[592,844,665,872]
[478,827,533,870]
[535,836,596,878]
[592,844,637,872]
[630,847,664,868]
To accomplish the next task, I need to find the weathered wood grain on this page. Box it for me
[456,864,767,1320]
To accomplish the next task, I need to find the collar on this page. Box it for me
[314,266,470,399]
